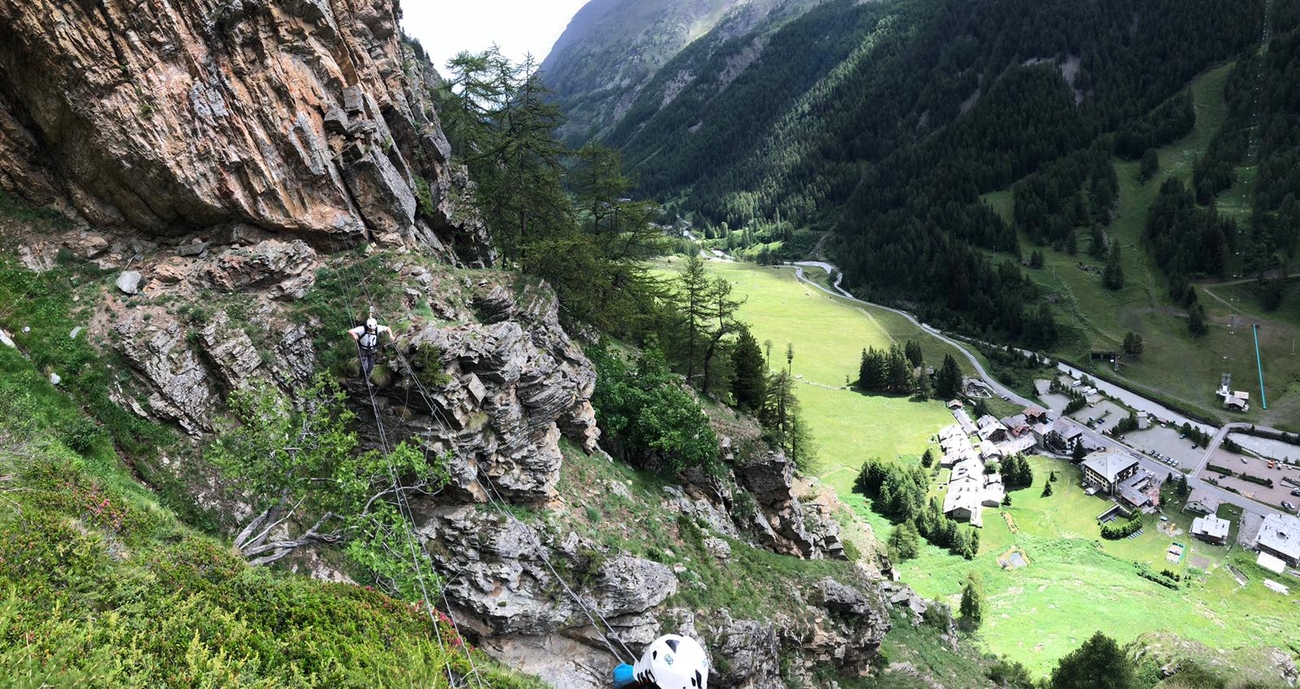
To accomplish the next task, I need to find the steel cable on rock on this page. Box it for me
[322,238,475,688]
[357,273,637,666]
[344,258,490,688]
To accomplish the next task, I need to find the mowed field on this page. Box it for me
[870,456,1300,677]
[692,260,960,495]
[691,260,1299,676]
[984,63,1300,429]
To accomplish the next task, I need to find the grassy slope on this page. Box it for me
[702,257,1299,678]
[984,64,1300,429]
[696,260,960,495]
[0,346,536,688]
[892,456,1298,677]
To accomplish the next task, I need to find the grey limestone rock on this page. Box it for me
[116,270,143,295]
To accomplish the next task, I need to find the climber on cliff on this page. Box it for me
[612,634,709,689]
[347,316,397,381]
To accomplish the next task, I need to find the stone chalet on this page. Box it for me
[976,418,1008,443]
[1256,514,1300,566]
[1221,390,1250,412]
[943,459,1004,527]
[1183,489,1221,516]
[953,409,977,435]
[1022,406,1050,425]
[1081,452,1140,494]
[1191,515,1230,545]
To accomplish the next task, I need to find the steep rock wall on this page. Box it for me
[0,0,488,262]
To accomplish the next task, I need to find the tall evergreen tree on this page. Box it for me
[960,571,985,631]
[1188,302,1209,337]
[904,340,924,368]
[1103,244,1125,290]
[676,254,712,383]
[731,326,767,412]
[700,277,745,394]
[935,354,963,400]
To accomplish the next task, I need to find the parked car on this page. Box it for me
[1290,488,1300,497]
[1284,501,1296,511]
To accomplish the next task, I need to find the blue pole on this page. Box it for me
[1253,324,1267,410]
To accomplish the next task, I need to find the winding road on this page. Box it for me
[787,261,1290,523]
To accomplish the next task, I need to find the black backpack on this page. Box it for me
[359,329,378,352]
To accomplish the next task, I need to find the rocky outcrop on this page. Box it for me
[379,281,599,502]
[733,450,847,560]
[413,504,673,638]
[0,0,489,265]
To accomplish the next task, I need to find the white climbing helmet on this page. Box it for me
[633,634,708,689]
[365,317,377,330]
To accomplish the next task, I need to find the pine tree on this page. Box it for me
[731,326,767,413]
[904,340,924,368]
[1049,632,1135,689]
[700,277,745,394]
[935,354,963,400]
[960,571,985,631]
[921,448,935,468]
[1188,302,1209,337]
[676,254,712,383]
[1103,244,1125,290]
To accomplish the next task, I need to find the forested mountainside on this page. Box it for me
[539,0,824,143]
[560,0,1272,343]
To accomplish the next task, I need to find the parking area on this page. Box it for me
[1201,451,1300,512]
[1038,392,1071,414]
[1069,399,1128,434]
[1121,425,1206,471]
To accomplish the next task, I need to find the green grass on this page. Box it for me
[0,337,538,688]
[877,456,1298,677]
[689,261,962,494]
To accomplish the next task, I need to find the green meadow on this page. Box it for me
[695,260,960,494]
[889,456,1298,676]
[700,259,1300,676]
[983,62,1300,429]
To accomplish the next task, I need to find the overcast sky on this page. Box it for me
[402,0,591,75]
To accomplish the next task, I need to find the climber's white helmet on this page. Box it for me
[633,634,708,689]
[365,317,377,330]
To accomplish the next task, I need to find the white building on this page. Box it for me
[1256,514,1300,565]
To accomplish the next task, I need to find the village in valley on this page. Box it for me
[931,367,1300,584]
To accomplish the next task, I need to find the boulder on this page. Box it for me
[414,505,673,641]
[115,271,143,295]
[197,239,318,300]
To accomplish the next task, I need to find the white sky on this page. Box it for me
[402,0,591,75]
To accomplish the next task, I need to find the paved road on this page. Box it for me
[787,261,1285,521]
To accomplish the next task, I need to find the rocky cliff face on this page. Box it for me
[0,0,488,263]
[0,1,908,685]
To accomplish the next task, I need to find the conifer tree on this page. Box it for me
[935,354,963,399]
[960,571,985,630]
[1103,244,1125,290]
[731,326,767,412]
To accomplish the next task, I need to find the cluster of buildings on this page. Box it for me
[938,403,1068,526]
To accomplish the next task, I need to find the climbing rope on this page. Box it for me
[353,268,637,665]
[325,240,481,689]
